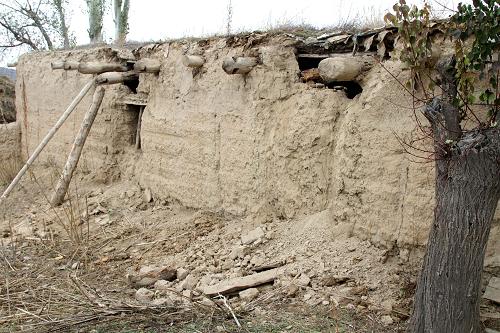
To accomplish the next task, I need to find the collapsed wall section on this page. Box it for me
[11,35,499,259]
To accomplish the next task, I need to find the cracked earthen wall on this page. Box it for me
[10,37,500,267]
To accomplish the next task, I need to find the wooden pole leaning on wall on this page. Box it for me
[51,86,106,206]
[222,57,258,75]
[182,55,205,68]
[0,79,96,205]
[134,59,161,73]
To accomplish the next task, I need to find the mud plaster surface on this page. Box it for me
[10,37,500,263]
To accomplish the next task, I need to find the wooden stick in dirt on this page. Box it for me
[51,86,106,206]
[0,79,97,204]
[222,57,258,75]
[78,62,128,74]
[96,72,139,85]
[135,106,144,149]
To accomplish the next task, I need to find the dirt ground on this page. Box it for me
[0,166,498,332]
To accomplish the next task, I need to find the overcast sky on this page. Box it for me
[3,0,461,65]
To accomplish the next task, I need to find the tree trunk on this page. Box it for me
[113,0,130,44]
[409,97,500,332]
[86,0,104,43]
[53,0,70,48]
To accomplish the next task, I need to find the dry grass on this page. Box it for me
[0,158,21,186]
[0,236,225,333]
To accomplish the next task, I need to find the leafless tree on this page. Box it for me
[0,0,72,56]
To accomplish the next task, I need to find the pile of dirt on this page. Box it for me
[0,76,15,123]
[1,168,498,331]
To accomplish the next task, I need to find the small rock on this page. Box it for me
[154,279,172,291]
[128,265,177,287]
[399,249,410,262]
[239,288,260,301]
[286,284,299,297]
[303,292,313,301]
[182,289,192,299]
[143,188,153,203]
[135,288,154,303]
[177,267,189,281]
[241,227,265,245]
[345,303,356,310]
[381,315,394,326]
[150,297,173,306]
[229,246,246,260]
[180,274,199,291]
[297,274,311,287]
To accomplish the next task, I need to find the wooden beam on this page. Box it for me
[96,72,139,85]
[0,79,96,204]
[78,62,128,74]
[51,86,106,206]
[51,61,66,69]
[222,57,258,75]
[182,55,205,68]
[134,59,161,73]
[63,61,80,71]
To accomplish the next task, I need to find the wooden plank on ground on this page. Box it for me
[203,269,278,296]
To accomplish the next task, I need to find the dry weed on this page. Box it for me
[0,158,21,186]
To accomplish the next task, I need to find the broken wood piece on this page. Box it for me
[182,55,205,68]
[63,61,80,70]
[78,62,128,74]
[318,57,373,82]
[96,72,138,85]
[51,86,106,206]
[203,268,278,296]
[483,277,500,304]
[222,57,258,75]
[134,59,161,73]
[135,106,144,149]
[0,79,96,204]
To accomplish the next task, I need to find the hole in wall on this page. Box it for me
[125,104,145,149]
[326,81,363,99]
[297,54,328,71]
[124,77,139,94]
